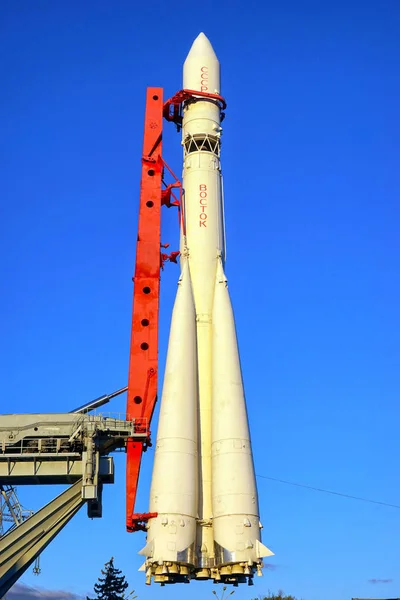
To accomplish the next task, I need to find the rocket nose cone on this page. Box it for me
[183,32,220,93]
[185,32,219,62]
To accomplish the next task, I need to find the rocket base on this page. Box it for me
[145,563,192,585]
[145,562,262,586]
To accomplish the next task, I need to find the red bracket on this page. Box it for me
[161,244,180,270]
[161,183,180,208]
[163,88,227,130]
[160,159,183,268]
[128,512,158,533]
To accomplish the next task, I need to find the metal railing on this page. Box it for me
[0,415,149,457]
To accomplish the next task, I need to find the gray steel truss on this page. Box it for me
[0,480,84,597]
[0,410,146,597]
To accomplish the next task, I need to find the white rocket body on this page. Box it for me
[141,33,272,585]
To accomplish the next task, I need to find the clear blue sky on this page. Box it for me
[1,1,399,599]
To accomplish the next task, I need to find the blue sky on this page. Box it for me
[1,1,399,599]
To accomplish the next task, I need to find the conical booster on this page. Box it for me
[140,261,198,583]
[211,261,273,582]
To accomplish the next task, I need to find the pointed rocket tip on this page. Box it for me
[185,32,218,61]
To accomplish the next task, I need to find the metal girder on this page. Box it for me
[0,455,114,485]
[0,480,85,598]
[0,414,143,495]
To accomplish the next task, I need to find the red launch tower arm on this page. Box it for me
[125,87,224,533]
[126,88,164,532]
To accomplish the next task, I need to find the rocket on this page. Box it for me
[139,33,273,585]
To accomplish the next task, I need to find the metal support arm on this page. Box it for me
[0,480,85,598]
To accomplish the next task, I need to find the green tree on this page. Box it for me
[87,557,131,600]
[255,592,298,600]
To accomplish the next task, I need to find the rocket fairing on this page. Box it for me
[140,33,272,585]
